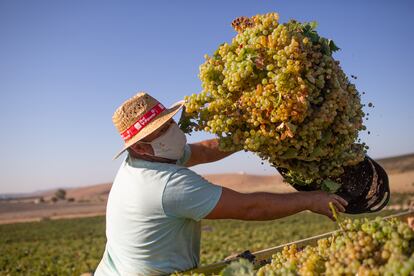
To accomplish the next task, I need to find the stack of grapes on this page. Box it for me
[173,215,414,275]
[182,13,367,186]
[256,216,414,275]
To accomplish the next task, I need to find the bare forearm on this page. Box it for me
[189,138,237,165]
[206,187,348,221]
[242,192,310,220]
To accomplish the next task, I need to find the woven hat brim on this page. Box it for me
[113,100,185,160]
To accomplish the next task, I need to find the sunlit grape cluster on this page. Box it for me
[172,216,414,276]
[183,13,367,185]
[257,217,414,275]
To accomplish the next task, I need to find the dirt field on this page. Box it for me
[1,154,413,224]
[0,201,106,224]
[376,153,414,174]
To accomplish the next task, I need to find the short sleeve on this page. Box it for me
[162,168,222,221]
[176,144,191,166]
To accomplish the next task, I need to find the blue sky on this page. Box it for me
[1,0,413,193]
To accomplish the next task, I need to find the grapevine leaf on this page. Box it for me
[308,31,319,43]
[279,148,298,159]
[309,21,318,29]
[321,179,341,193]
[328,39,340,52]
[178,106,198,135]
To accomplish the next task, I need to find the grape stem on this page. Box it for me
[329,202,346,249]
[329,202,345,231]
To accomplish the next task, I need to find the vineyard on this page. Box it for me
[0,210,405,275]
[0,216,106,275]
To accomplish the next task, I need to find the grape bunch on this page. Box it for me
[257,216,414,275]
[182,13,367,185]
[172,215,414,276]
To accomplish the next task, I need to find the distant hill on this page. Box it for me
[57,152,414,198]
[204,173,293,193]
[52,174,292,202]
[3,152,413,201]
[1,152,413,224]
[376,153,414,174]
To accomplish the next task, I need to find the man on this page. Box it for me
[95,92,347,275]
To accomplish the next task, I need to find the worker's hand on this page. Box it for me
[306,191,348,221]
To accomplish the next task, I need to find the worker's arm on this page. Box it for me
[205,187,348,221]
[185,139,238,167]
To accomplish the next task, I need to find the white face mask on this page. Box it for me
[142,122,187,160]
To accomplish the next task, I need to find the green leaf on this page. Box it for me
[302,24,310,32]
[328,39,340,52]
[321,179,341,193]
[309,21,318,29]
[178,106,198,134]
[308,31,319,43]
[279,148,298,159]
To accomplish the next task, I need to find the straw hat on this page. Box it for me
[112,92,184,159]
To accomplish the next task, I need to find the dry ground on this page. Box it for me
[1,154,413,224]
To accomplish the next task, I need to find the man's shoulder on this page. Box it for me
[166,167,216,192]
[125,155,184,173]
[162,167,222,221]
[168,167,205,181]
[119,155,210,188]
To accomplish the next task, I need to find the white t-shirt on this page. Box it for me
[95,145,222,275]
